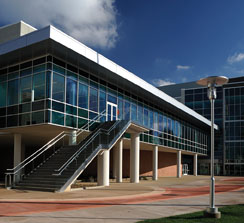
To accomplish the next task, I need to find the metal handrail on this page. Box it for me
[6,131,67,173]
[5,110,106,187]
[76,110,106,137]
[54,120,124,175]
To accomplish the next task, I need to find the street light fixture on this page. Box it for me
[197,76,228,219]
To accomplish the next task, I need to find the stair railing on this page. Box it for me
[53,120,130,176]
[5,110,106,188]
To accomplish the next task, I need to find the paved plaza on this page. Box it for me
[0,176,243,223]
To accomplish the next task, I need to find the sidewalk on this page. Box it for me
[0,176,243,222]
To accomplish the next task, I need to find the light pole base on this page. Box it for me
[204,207,221,219]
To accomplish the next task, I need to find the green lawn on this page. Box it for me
[138,204,244,223]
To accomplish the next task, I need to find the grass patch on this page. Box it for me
[138,204,244,223]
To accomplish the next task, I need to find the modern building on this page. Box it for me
[159,77,244,176]
[0,21,213,192]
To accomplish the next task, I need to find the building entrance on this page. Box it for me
[182,164,189,175]
[107,102,117,121]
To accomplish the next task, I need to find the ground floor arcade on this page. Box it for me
[0,124,200,190]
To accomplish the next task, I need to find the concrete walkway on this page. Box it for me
[0,176,243,222]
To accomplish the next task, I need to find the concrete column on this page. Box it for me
[177,150,182,178]
[14,134,22,182]
[112,147,116,179]
[153,145,158,181]
[97,150,110,186]
[130,133,140,183]
[115,139,123,183]
[69,130,77,145]
[194,153,198,176]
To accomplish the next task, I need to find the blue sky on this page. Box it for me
[1,0,244,86]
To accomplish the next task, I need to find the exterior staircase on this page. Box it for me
[10,120,131,192]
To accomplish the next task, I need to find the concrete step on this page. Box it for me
[17,181,64,187]
[20,179,67,184]
[12,185,56,192]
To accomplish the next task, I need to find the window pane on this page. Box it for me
[78,108,88,118]
[32,111,44,124]
[66,115,76,127]
[131,103,137,121]
[52,101,64,112]
[19,103,31,113]
[143,108,148,127]
[53,73,65,102]
[118,99,123,120]
[20,76,32,103]
[33,72,45,100]
[149,110,153,129]
[78,83,88,109]
[66,105,77,115]
[19,113,30,126]
[78,117,88,128]
[33,64,46,73]
[124,101,130,120]
[0,82,7,107]
[7,115,18,127]
[8,79,19,105]
[138,104,143,125]
[108,94,117,104]
[52,111,64,125]
[99,91,106,113]
[66,78,77,105]
[89,87,98,112]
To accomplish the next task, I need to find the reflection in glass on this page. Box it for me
[131,103,137,121]
[33,72,45,100]
[53,73,65,102]
[99,91,106,113]
[124,101,130,120]
[52,111,64,126]
[66,78,77,105]
[79,83,88,109]
[20,76,32,103]
[0,82,7,107]
[8,79,19,105]
[89,87,98,112]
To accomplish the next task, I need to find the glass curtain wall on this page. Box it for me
[0,55,208,155]
[184,87,224,175]
[225,87,244,175]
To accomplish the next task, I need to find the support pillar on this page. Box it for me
[177,150,182,178]
[152,145,158,181]
[69,130,77,145]
[97,150,110,186]
[194,153,198,176]
[130,133,140,183]
[14,134,22,182]
[115,139,123,183]
[112,147,116,179]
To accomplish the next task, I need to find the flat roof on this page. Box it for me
[0,24,217,130]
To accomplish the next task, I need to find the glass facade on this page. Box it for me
[0,55,208,155]
[184,84,244,176]
[184,87,224,175]
[225,87,244,175]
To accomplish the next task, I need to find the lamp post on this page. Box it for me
[197,76,228,219]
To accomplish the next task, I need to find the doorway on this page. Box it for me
[107,102,117,121]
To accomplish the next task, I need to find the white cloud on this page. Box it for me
[152,79,175,87]
[227,53,244,64]
[0,0,118,49]
[176,65,191,70]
